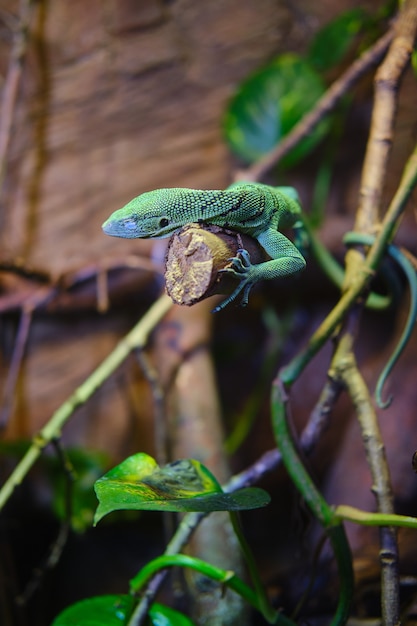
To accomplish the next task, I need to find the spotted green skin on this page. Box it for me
[102,182,306,311]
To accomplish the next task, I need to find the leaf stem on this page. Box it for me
[129,553,293,625]
[335,505,417,529]
[229,511,280,624]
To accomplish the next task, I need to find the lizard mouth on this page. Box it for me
[102,217,140,238]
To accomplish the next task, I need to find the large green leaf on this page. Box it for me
[308,8,369,72]
[223,53,328,167]
[94,453,270,523]
[50,594,133,625]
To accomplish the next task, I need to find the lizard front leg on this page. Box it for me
[213,229,306,312]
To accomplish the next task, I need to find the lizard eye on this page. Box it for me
[159,217,169,228]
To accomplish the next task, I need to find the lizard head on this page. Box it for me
[102,189,183,239]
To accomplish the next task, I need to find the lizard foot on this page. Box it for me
[212,249,255,313]
[221,248,253,278]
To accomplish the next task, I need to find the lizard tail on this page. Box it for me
[374,243,417,409]
[344,232,417,409]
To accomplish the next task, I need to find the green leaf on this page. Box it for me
[94,454,270,523]
[223,53,328,167]
[50,594,134,626]
[308,8,369,72]
[149,602,196,626]
[51,596,195,626]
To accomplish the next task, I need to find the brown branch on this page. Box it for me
[0,254,162,314]
[330,5,417,621]
[0,285,57,428]
[328,13,417,611]
[355,0,417,232]
[0,306,32,430]
[331,338,399,625]
[0,255,164,428]
[165,223,265,306]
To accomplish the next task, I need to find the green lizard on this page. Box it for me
[102,182,307,313]
[102,182,417,409]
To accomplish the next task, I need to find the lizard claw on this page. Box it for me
[220,248,252,278]
[212,249,255,313]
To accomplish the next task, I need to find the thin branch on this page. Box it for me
[332,341,399,625]
[0,306,32,429]
[128,511,205,626]
[0,286,56,428]
[355,0,417,232]
[0,254,163,314]
[135,350,167,466]
[16,438,74,604]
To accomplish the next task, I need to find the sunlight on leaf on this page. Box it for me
[94,453,270,523]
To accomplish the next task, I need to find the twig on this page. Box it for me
[0,259,51,282]
[0,306,32,429]
[0,254,163,315]
[0,286,56,428]
[128,511,206,626]
[327,6,417,610]
[0,293,173,511]
[135,351,166,466]
[236,29,393,183]
[16,438,74,604]
[332,341,399,625]
[0,0,34,198]
[96,268,109,313]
